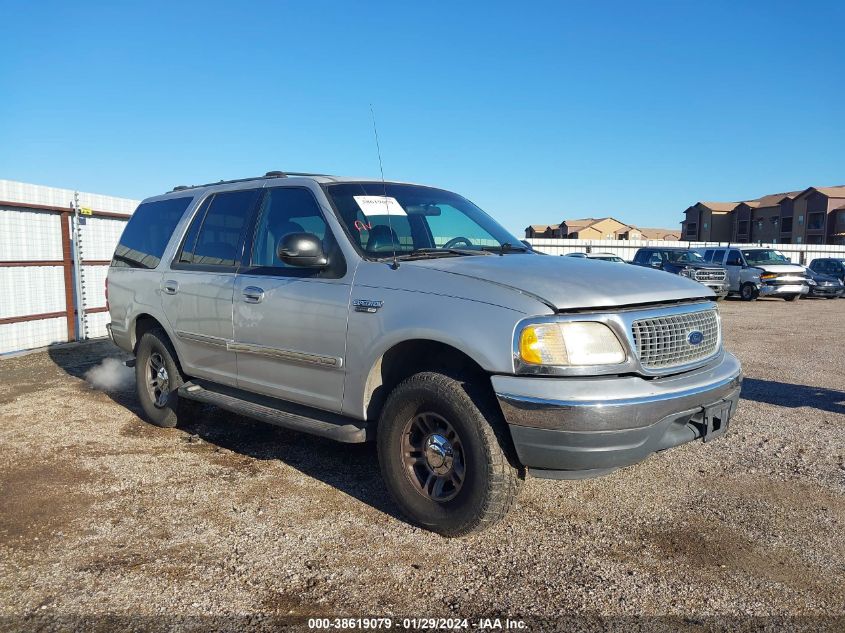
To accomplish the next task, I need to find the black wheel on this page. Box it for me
[135,327,186,428]
[740,283,758,301]
[784,294,799,301]
[377,372,522,537]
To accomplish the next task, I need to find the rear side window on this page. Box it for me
[178,189,260,267]
[633,249,650,263]
[112,196,193,269]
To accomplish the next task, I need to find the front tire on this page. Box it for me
[740,283,759,301]
[377,372,522,537]
[135,327,186,428]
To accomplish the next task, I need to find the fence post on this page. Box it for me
[59,210,77,342]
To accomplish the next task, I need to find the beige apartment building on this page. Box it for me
[526,217,679,241]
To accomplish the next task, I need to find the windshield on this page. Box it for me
[742,249,790,265]
[323,182,524,259]
[666,250,705,263]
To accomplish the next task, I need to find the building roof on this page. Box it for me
[699,201,740,212]
[745,191,802,208]
[636,227,681,239]
[814,186,845,198]
[528,223,560,231]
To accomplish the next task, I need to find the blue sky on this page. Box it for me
[1,1,843,235]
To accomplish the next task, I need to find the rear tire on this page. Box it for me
[135,327,187,428]
[740,283,758,301]
[377,372,522,537]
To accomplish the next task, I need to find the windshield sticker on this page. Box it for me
[353,195,407,217]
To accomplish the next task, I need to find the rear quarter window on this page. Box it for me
[112,196,194,269]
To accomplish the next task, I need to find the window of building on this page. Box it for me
[685,223,697,236]
[807,213,825,230]
[781,217,793,233]
[797,215,804,225]
[737,221,749,235]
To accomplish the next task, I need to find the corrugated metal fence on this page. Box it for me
[526,238,845,265]
[0,180,137,354]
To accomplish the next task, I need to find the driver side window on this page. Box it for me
[251,188,329,268]
[726,250,743,267]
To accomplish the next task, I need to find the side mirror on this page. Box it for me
[651,261,662,268]
[277,233,328,268]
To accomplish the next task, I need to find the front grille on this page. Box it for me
[631,309,720,370]
[694,269,726,282]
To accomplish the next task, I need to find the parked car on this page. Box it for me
[631,247,729,299]
[565,252,626,262]
[702,247,809,301]
[808,258,845,284]
[107,171,742,536]
[804,268,844,299]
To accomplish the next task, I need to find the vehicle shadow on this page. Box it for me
[178,404,404,522]
[46,341,405,524]
[740,377,845,415]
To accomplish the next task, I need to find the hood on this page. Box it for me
[809,271,841,283]
[751,264,806,274]
[665,262,725,271]
[405,254,710,311]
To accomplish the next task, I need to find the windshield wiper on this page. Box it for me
[390,248,490,261]
[480,243,529,255]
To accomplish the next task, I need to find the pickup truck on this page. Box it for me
[107,171,743,535]
[631,247,729,299]
[701,247,809,301]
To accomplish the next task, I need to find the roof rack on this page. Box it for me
[170,171,336,192]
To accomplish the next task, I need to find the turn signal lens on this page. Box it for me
[519,322,626,367]
[760,273,777,280]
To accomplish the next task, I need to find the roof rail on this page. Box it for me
[170,170,336,192]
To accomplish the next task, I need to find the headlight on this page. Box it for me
[518,322,626,366]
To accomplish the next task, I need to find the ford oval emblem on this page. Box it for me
[687,330,704,346]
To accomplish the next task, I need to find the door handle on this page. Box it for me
[162,280,179,295]
[242,286,265,303]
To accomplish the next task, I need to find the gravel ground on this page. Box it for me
[1,297,844,631]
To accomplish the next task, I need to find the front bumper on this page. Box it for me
[705,282,729,297]
[758,281,809,296]
[494,352,742,478]
[809,285,844,297]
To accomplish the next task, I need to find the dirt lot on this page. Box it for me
[1,298,844,631]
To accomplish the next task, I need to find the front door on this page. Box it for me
[233,186,353,412]
[161,188,261,386]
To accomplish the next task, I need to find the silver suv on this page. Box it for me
[107,171,742,536]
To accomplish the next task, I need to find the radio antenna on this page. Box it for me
[370,104,399,269]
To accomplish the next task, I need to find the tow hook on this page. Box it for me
[124,358,136,368]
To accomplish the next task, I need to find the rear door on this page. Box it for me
[232,186,353,412]
[161,188,261,386]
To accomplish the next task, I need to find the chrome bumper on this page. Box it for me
[493,353,742,475]
[758,281,809,296]
[494,352,741,432]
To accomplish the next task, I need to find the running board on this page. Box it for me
[177,380,368,443]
